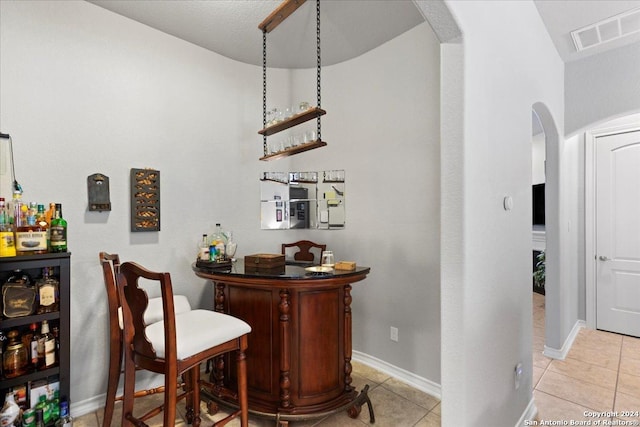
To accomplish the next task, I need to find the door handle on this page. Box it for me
[599,256,610,261]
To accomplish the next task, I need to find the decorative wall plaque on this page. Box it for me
[87,173,111,211]
[130,168,160,232]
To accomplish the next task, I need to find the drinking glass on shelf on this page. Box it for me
[321,250,335,268]
[226,232,237,262]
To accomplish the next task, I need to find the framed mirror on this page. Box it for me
[260,170,345,230]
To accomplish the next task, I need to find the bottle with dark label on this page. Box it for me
[49,204,67,253]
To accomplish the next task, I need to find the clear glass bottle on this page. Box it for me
[209,223,226,262]
[3,330,28,378]
[36,267,59,314]
[0,198,16,257]
[49,204,67,252]
[198,234,209,261]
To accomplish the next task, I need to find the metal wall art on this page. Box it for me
[130,168,160,232]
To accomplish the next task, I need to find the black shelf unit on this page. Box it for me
[0,253,71,403]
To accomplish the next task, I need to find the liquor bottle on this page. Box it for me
[15,209,47,256]
[0,330,4,377]
[35,408,45,427]
[2,330,28,378]
[11,191,24,229]
[0,198,16,257]
[37,320,56,369]
[36,267,59,314]
[2,269,36,318]
[55,400,73,426]
[30,322,39,370]
[198,234,209,261]
[49,204,67,253]
[209,224,226,262]
[36,204,49,249]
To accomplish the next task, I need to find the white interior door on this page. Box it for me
[596,130,640,337]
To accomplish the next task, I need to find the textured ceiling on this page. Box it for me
[88,0,426,69]
[534,0,640,63]
[88,0,640,68]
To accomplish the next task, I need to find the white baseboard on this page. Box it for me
[352,350,441,400]
[73,353,441,418]
[516,397,538,427]
[71,393,106,418]
[543,320,585,360]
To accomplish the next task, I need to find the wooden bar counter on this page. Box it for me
[192,260,371,420]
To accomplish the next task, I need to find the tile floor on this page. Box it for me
[73,360,441,426]
[72,293,640,426]
[533,292,640,425]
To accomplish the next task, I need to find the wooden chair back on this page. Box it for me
[281,240,327,263]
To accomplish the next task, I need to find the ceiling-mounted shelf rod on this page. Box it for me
[259,0,307,33]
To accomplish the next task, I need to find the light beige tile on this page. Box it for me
[414,411,441,427]
[351,360,391,385]
[73,412,100,427]
[533,366,546,388]
[380,377,440,411]
[536,370,615,412]
[533,334,545,352]
[314,411,369,426]
[533,390,593,423]
[622,335,640,361]
[566,344,620,370]
[620,356,640,377]
[573,329,623,351]
[431,402,441,416]
[614,391,640,421]
[617,372,640,396]
[533,348,552,369]
[547,357,618,390]
[366,385,429,426]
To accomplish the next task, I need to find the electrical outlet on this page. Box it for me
[390,326,399,342]
[514,362,523,390]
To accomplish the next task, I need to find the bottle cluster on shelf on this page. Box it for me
[0,378,72,426]
[1,268,60,320]
[0,193,67,258]
[197,223,237,263]
[1,319,59,379]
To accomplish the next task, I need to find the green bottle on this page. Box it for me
[49,204,67,252]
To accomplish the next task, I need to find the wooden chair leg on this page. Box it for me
[236,349,249,427]
[191,366,202,427]
[103,335,122,427]
[163,365,178,427]
[121,349,136,427]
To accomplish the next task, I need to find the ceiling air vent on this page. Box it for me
[571,7,640,51]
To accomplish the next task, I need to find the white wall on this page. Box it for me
[0,0,442,413]
[433,0,565,425]
[532,132,545,185]
[565,41,640,136]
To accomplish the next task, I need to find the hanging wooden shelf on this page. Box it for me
[259,0,325,160]
[259,107,326,137]
[259,0,307,33]
[260,140,327,161]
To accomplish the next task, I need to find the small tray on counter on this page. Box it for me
[195,259,233,270]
